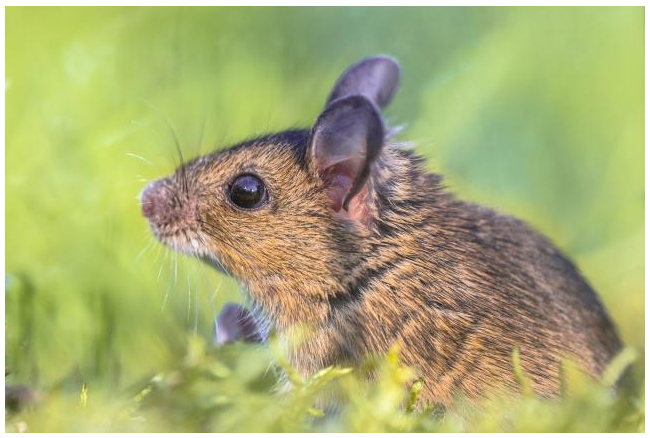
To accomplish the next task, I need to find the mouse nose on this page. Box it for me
[140,177,195,231]
[140,180,165,219]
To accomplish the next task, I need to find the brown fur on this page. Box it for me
[141,61,622,409]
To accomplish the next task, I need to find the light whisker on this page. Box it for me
[156,246,167,282]
[185,258,192,324]
[134,237,155,265]
[126,152,156,167]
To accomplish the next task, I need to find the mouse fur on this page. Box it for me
[141,56,623,408]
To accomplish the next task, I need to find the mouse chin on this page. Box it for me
[152,227,231,276]
[151,226,202,255]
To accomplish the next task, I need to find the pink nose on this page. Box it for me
[141,197,155,218]
[140,181,164,219]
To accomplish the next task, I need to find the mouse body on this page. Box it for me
[141,56,622,407]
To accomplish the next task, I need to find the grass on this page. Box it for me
[5,6,644,432]
[5,336,644,432]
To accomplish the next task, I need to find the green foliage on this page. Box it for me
[5,6,644,432]
[5,336,644,432]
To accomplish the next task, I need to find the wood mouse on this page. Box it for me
[140,55,623,408]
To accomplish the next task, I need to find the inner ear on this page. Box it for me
[308,95,384,225]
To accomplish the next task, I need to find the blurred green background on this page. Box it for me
[5,6,644,432]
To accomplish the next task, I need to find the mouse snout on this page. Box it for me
[140,181,161,219]
[140,178,198,238]
[140,179,175,221]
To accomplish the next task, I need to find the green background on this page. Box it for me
[5,6,644,432]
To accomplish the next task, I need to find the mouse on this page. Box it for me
[140,55,623,408]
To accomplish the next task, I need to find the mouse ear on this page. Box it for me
[308,94,384,224]
[326,55,401,110]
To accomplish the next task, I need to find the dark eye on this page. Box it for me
[229,174,267,209]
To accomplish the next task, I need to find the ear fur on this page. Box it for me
[326,55,401,109]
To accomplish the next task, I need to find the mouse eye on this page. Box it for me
[229,174,267,209]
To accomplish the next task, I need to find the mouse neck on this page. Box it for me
[326,144,450,302]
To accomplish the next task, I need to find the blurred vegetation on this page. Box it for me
[5,6,644,432]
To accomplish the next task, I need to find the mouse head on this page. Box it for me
[141,56,401,327]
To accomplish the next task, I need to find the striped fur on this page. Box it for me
[144,129,622,408]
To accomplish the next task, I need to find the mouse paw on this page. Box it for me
[214,303,264,345]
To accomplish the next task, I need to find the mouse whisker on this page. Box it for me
[161,248,174,310]
[173,245,179,290]
[195,108,208,157]
[161,277,172,312]
[185,257,192,325]
[166,122,190,198]
[206,268,223,323]
[192,260,200,333]
[162,248,174,310]
[126,152,156,167]
[156,245,167,283]
[133,237,155,265]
